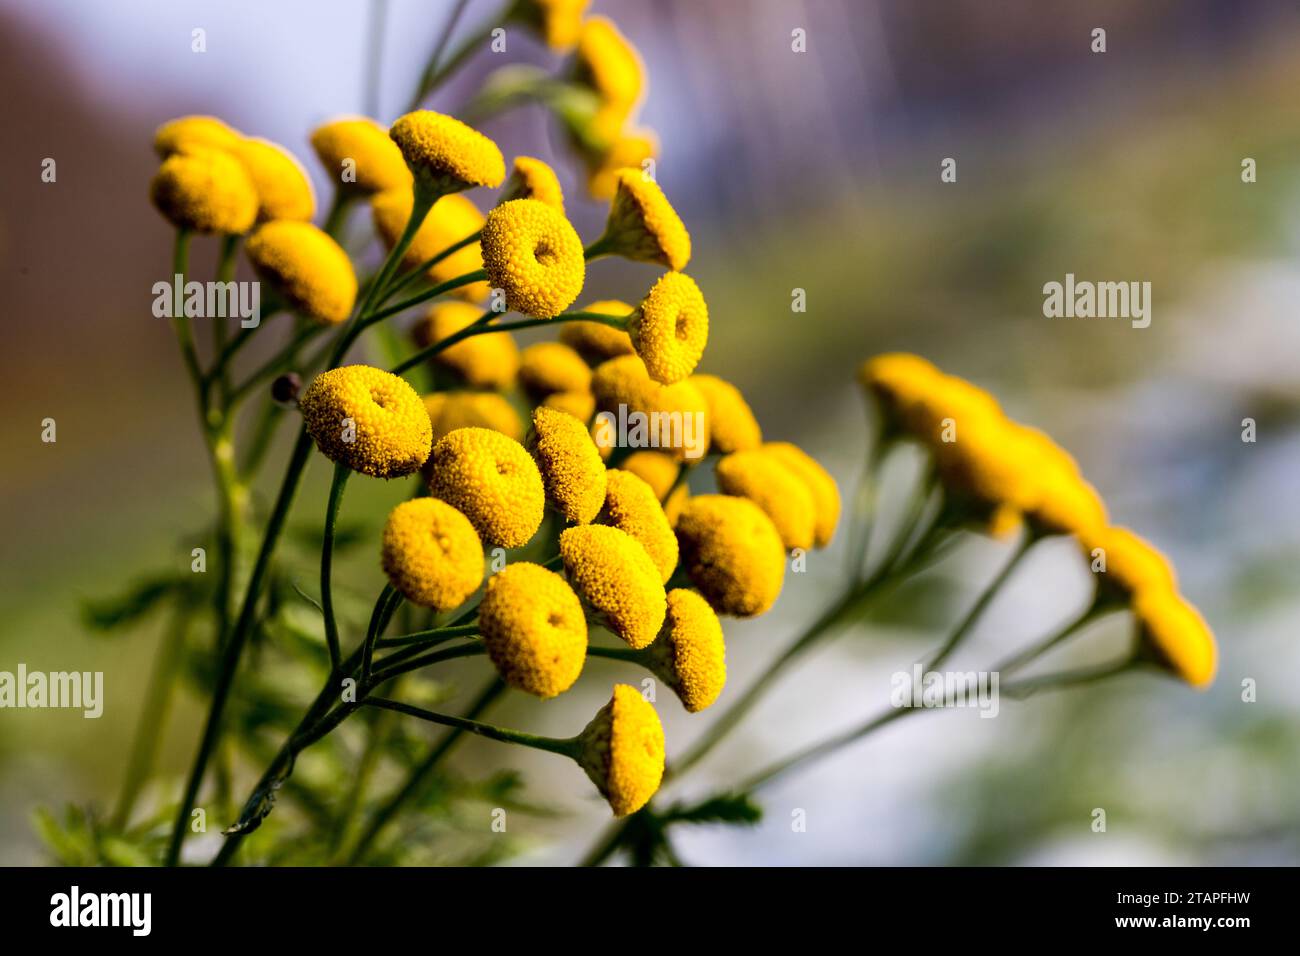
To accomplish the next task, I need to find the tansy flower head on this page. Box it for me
[150,146,258,234]
[372,188,489,301]
[381,498,483,610]
[591,355,711,461]
[513,0,590,51]
[645,589,726,712]
[245,220,357,325]
[1017,428,1108,538]
[479,562,587,698]
[480,199,585,318]
[310,116,412,194]
[500,156,565,212]
[560,300,636,362]
[691,374,762,454]
[858,352,944,437]
[529,407,607,523]
[1133,589,1216,688]
[1080,526,1177,598]
[575,17,645,117]
[153,115,241,156]
[597,469,678,583]
[412,302,518,388]
[587,129,658,200]
[761,442,841,548]
[300,366,432,478]
[388,110,505,195]
[577,684,664,816]
[715,450,816,551]
[422,391,523,447]
[597,170,691,271]
[543,389,595,423]
[675,495,785,617]
[559,525,666,648]
[627,272,708,384]
[426,428,545,548]
[232,137,316,222]
[518,342,592,398]
[617,450,680,502]
[933,412,1036,515]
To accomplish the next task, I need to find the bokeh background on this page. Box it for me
[2,0,1297,865]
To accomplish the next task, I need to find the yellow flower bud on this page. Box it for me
[518,342,592,398]
[858,352,945,436]
[371,189,489,301]
[150,146,258,234]
[514,0,591,51]
[422,391,523,447]
[231,137,316,222]
[559,300,636,362]
[479,562,587,698]
[310,116,412,194]
[691,374,762,454]
[597,469,678,583]
[575,17,644,115]
[299,366,433,478]
[412,301,518,388]
[1079,526,1177,597]
[1133,589,1216,688]
[646,589,726,712]
[153,115,242,157]
[381,498,483,610]
[480,199,585,318]
[577,684,664,816]
[617,450,680,502]
[559,525,666,648]
[627,272,708,384]
[597,170,691,271]
[388,110,505,194]
[426,427,545,548]
[715,450,816,551]
[675,495,785,617]
[529,406,606,523]
[500,155,565,212]
[591,355,711,461]
[586,130,658,200]
[542,389,596,423]
[760,442,841,548]
[245,221,357,325]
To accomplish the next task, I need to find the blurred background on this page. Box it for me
[1,0,1297,865]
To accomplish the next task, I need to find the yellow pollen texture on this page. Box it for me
[299,365,433,479]
[381,498,484,610]
[559,525,666,648]
[479,562,587,698]
[426,427,545,548]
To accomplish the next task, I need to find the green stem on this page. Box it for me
[583,234,616,260]
[228,322,324,406]
[992,602,1113,676]
[321,464,351,673]
[408,0,492,110]
[370,641,486,685]
[322,189,356,239]
[363,697,579,757]
[364,269,487,329]
[213,234,240,405]
[362,585,403,686]
[390,310,624,376]
[924,529,1032,671]
[375,622,479,648]
[383,230,482,302]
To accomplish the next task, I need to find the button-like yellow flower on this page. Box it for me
[479,562,587,698]
[426,427,545,548]
[153,115,242,157]
[1016,427,1108,538]
[574,17,645,120]
[761,442,840,548]
[542,389,596,423]
[150,146,258,234]
[559,525,666,648]
[1132,589,1216,688]
[858,352,945,437]
[530,407,607,524]
[627,272,708,384]
[499,156,565,212]
[388,110,506,195]
[1079,526,1177,597]
[412,302,518,388]
[933,412,1035,515]
[518,342,592,398]
[381,498,484,610]
[675,495,785,617]
[513,0,591,51]
[592,170,691,271]
[245,221,357,325]
[590,355,711,461]
[597,469,678,583]
[300,366,433,478]
[645,589,726,712]
[577,684,664,816]
[422,391,523,446]
[371,188,489,301]
[715,450,816,551]
[480,199,585,318]
[586,130,658,200]
[310,116,412,194]
[617,450,680,502]
[691,374,762,454]
[231,137,316,222]
[559,300,636,362]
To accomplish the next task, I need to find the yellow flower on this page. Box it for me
[932,412,1035,515]
[597,469,678,583]
[715,450,816,551]
[691,374,762,454]
[412,302,518,388]
[426,427,545,548]
[559,300,636,362]
[310,116,412,194]
[499,156,565,212]
[543,389,596,423]
[1132,589,1216,688]
[577,684,664,816]
[575,17,645,117]
[518,342,592,398]
[586,130,658,200]
[149,146,258,234]
[760,442,840,548]
[299,366,433,478]
[530,407,607,523]
[858,352,945,436]
[645,589,726,712]
[371,188,489,301]
[1079,526,1177,597]
[153,115,242,156]
[245,221,357,325]
[388,110,505,194]
[422,391,523,447]
[664,483,690,527]
[231,137,316,222]
[1017,427,1108,538]
[479,562,587,698]
[514,0,591,51]
[617,450,680,502]
[590,355,711,461]
[591,170,691,272]
[627,272,708,384]
[675,495,785,617]
[381,498,483,610]
[559,525,666,648]
[480,199,585,318]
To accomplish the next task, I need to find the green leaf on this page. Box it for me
[81,574,191,633]
[665,791,764,826]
